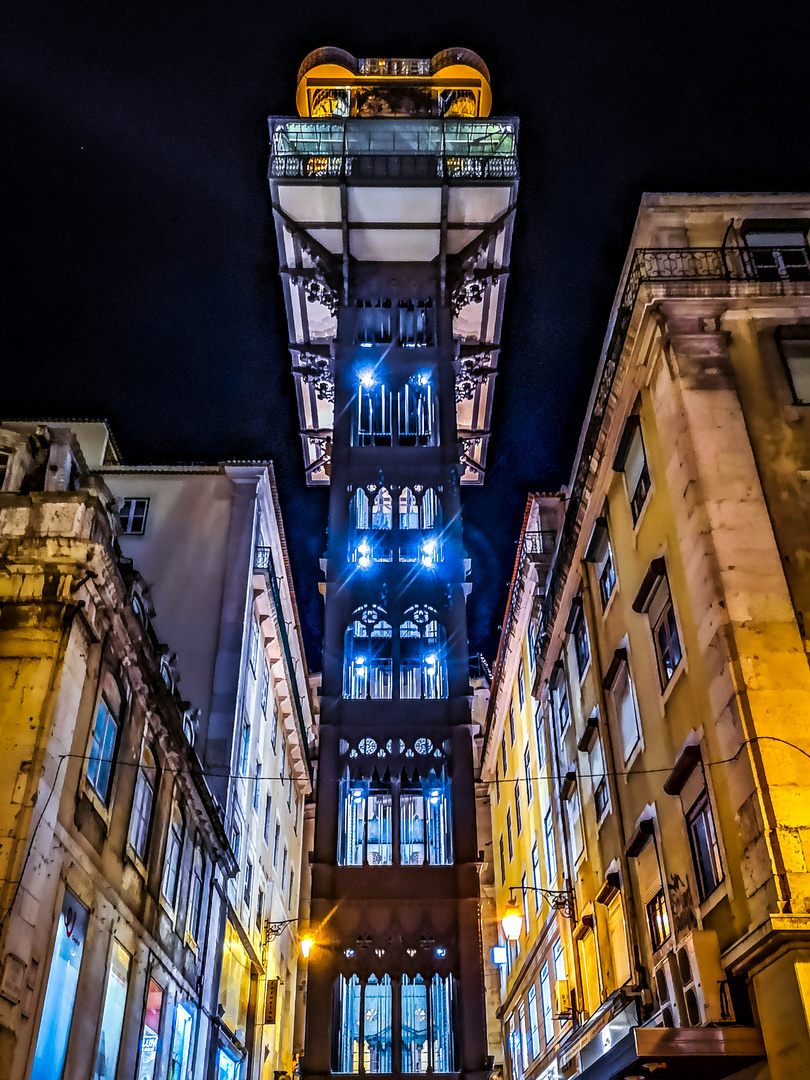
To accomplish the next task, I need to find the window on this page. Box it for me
[527,985,540,1059]
[30,890,89,1080]
[354,376,393,447]
[187,846,205,944]
[287,776,294,810]
[344,605,392,699]
[527,623,536,673]
[86,672,123,804]
[614,416,650,525]
[539,962,554,1044]
[531,841,541,911]
[508,704,516,745]
[551,671,570,734]
[517,661,525,710]
[633,561,683,689]
[398,373,436,446]
[578,928,600,1018]
[0,448,12,491]
[119,497,150,535]
[243,859,253,910]
[137,979,164,1080]
[399,606,447,699]
[634,837,671,951]
[566,785,585,863]
[338,774,452,866]
[607,892,632,987]
[249,617,259,674]
[604,650,641,762]
[499,836,506,884]
[506,809,514,861]
[95,941,131,1080]
[524,746,532,804]
[567,599,589,675]
[534,702,546,769]
[272,820,281,867]
[253,759,261,813]
[501,733,508,775]
[261,659,269,713]
[161,800,185,907]
[128,743,157,861]
[281,845,288,891]
[239,711,251,775]
[264,795,272,843]
[544,810,557,885]
[335,974,393,1072]
[518,1003,529,1076]
[514,781,522,834]
[521,873,530,930]
[777,329,810,403]
[553,939,566,981]
[169,1002,195,1080]
[495,764,500,804]
[231,821,241,861]
[288,867,295,909]
[681,768,724,900]
[270,699,279,751]
[590,735,609,821]
[586,518,616,609]
[743,220,810,281]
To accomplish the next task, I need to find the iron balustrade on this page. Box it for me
[268,117,519,182]
[535,242,810,663]
[253,546,312,775]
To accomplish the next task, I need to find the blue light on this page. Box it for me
[435,947,446,959]
[359,370,376,388]
[417,372,430,386]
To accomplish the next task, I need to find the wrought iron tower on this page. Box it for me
[268,48,518,1079]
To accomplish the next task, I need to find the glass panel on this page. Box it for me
[400,788,426,866]
[219,921,251,1041]
[364,976,392,1072]
[168,1002,195,1080]
[337,975,362,1073]
[93,941,131,1080]
[430,975,454,1072]
[425,777,453,865]
[136,979,164,1080]
[215,1047,241,1080]
[87,698,118,801]
[339,778,366,866]
[402,976,428,1072]
[366,789,393,866]
[31,889,90,1080]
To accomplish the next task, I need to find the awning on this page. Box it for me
[575,1025,765,1080]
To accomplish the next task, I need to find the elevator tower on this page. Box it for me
[268,49,518,1080]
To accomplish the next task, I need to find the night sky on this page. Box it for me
[4,1,810,669]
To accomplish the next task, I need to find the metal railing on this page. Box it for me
[253,546,312,776]
[535,242,810,663]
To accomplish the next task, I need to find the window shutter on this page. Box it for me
[635,839,663,906]
[616,669,640,759]
[607,894,632,987]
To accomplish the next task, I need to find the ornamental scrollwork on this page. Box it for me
[295,354,335,402]
[293,275,340,315]
[455,353,493,401]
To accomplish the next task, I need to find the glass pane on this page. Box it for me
[31,889,90,1080]
[136,979,164,1080]
[402,976,428,1072]
[169,1002,195,1080]
[337,976,362,1073]
[93,941,131,1080]
[400,790,426,865]
[366,791,393,865]
[431,975,454,1071]
[364,976,392,1072]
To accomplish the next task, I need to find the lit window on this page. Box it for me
[30,890,89,1080]
[119,497,150,535]
[354,376,392,446]
[86,672,123,804]
[128,743,157,860]
[137,979,164,1080]
[344,605,392,699]
[161,799,185,907]
[633,560,683,688]
[776,329,810,403]
[614,416,650,525]
[633,835,671,951]
[398,372,436,446]
[95,941,132,1080]
[169,1001,195,1080]
[334,974,393,1072]
[338,773,452,866]
[399,606,447,699]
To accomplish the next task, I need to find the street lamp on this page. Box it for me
[263,918,314,959]
[500,885,576,941]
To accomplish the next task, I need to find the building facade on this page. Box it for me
[0,421,234,1080]
[484,194,810,1080]
[267,48,519,1080]
[102,451,316,1080]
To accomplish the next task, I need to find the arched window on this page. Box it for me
[344,607,392,699]
[398,373,436,446]
[86,672,124,804]
[399,607,448,699]
[401,975,428,1072]
[128,742,158,861]
[371,488,393,531]
[419,488,442,531]
[399,488,419,530]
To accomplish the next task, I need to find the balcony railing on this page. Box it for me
[536,242,810,662]
[268,118,519,183]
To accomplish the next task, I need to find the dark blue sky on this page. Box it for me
[4,0,810,667]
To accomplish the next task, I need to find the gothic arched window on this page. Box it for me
[343,606,392,699]
[399,606,448,699]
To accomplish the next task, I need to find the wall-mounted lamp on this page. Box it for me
[500,884,576,941]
